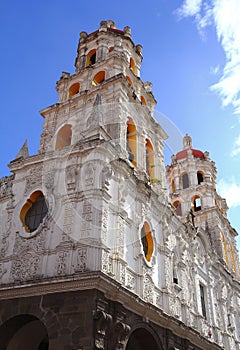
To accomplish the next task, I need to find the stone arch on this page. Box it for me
[197,170,204,184]
[126,117,137,166]
[92,71,105,86]
[181,172,189,189]
[146,138,154,180]
[0,314,49,350]
[67,82,80,98]
[125,327,161,350]
[86,48,96,67]
[129,57,137,75]
[55,124,72,150]
[191,194,202,212]
[173,200,182,216]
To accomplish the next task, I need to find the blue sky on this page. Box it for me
[0,0,240,245]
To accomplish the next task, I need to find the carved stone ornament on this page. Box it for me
[102,165,112,189]
[11,250,40,282]
[114,321,131,350]
[56,251,68,276]
[0,176,13,198]
[24,166,43,194]
[66,166,77,191]
[74,248,87,272]
[93,309,112,349]
[0,263,7,279]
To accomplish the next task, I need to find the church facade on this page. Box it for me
[0,20,240,350]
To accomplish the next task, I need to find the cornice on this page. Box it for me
[0,271,221,350]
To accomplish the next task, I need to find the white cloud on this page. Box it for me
[217,178,240,208]
[176,0,240,115]
[210,64,220,75]
[177,0,203,17]
[231,134,240,156]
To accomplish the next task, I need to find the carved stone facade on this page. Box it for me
[0,20,240,350]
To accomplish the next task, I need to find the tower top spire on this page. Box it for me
[183,134,192,149]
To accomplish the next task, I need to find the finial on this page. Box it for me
[124,26,131,38]
[183,134,192,149]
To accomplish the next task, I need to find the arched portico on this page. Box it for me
[0,314,48,350]
[125,327,160,350]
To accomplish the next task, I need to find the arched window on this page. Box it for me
[92,71,105,86]
[173,255,179,284]
[222,233,229,265]
[182,173,189,189]
[141,96,147,105]
[86,49,96,67]
[197,171,204,184]
[146,139,154,180]
[20,191,48,233]
[171,179,175,193]
[55,124,72,149]
[127,118,137,166]
[141,221,154,262]
[230,244,237,272]
[199,284,207,319]
[67,82,80,99]
[192,195,201,212]
[129,57,137,75]
[173,200,182,216]
[125,76,133,86]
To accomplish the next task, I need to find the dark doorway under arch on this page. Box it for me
[0,314,49,350]
[126,328,159,350]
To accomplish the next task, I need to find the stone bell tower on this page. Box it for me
[166,134,239,276]
[1,20,240,350]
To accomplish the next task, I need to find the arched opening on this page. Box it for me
[67,82,80,98]
[197,171,204,184]
[222,233,229,265]
[86,49,96,67]
[55,124,72,150]
[126,76,133,86]
[129,57,137,75]
[141,221,154,262]
[0,314,49,350]
[230,244,237,272]
[20,191,48,233]
[126,328,159,350]
[171,179,175,193]
[146,139,154,180]
[173,200,182,216]
[127,118,137,166]
[192,195,201,212]
[181,173,189,189]
[92,71,105,86]
[140,96,146,105]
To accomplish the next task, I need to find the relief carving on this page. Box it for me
[114,321,131,350]
[0,176,13,198]
[24,166,43,194]
[66,166,78,191]
[74,248,87,272]
[11,250,40,282]
[93,309,112,349]
[83,163,95,188]
[56,251,68,276]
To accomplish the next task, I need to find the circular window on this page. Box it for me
[20,191,48,233]
[141,221,154,262]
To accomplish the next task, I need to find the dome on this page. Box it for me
[175,134,205,160]
[176,149,205,160]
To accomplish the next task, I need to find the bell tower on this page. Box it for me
[166,134,239,276]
